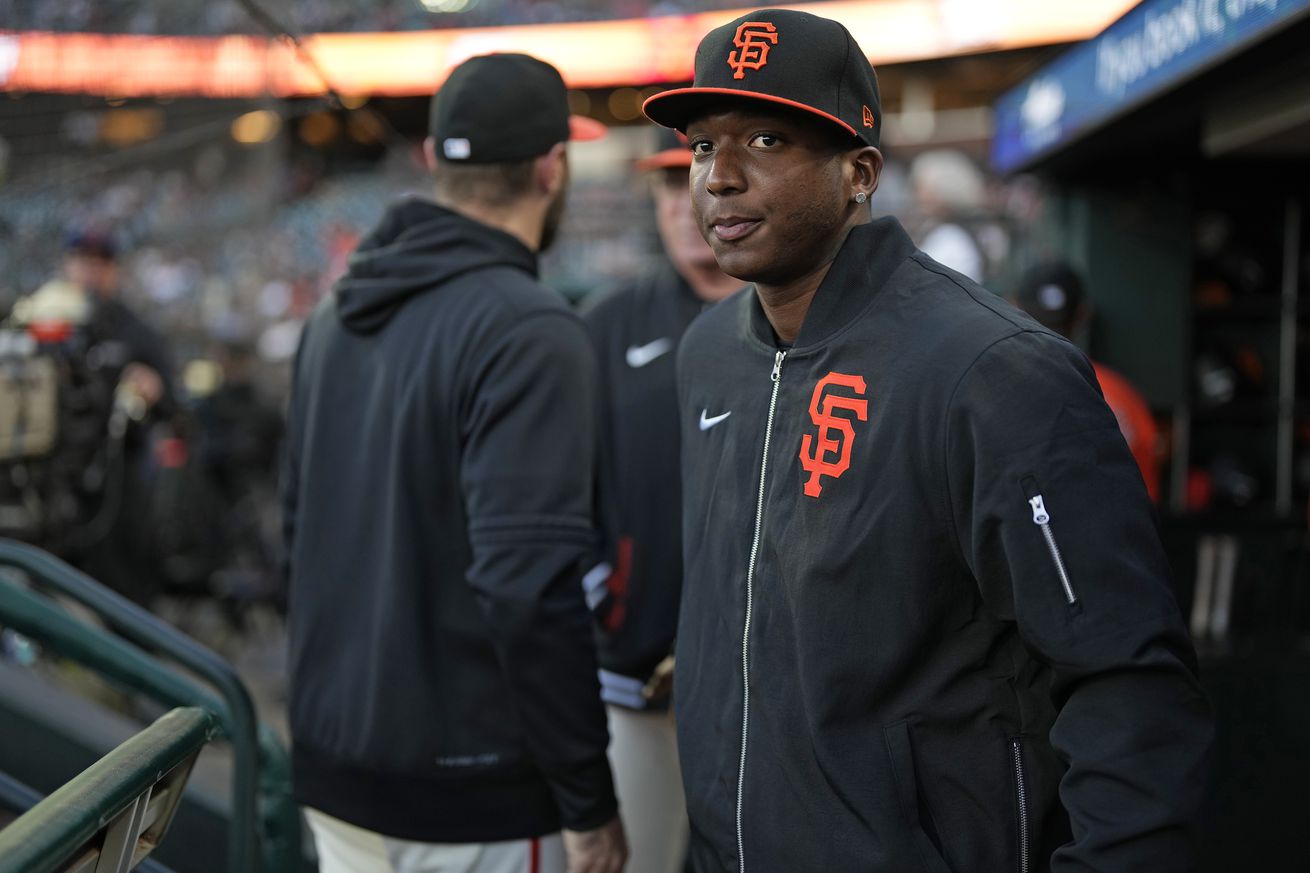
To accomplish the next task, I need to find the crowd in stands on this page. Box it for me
[0,134,666,380]
[2,0,771,36]
[1,135,1023,387]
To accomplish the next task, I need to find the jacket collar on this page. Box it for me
[742,216,917,352]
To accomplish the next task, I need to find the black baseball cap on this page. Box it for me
[64,228,119,261]
[634,127,692,172]
[430,53,606,164]
[1015,261,1086,330]
[643,8,881,149]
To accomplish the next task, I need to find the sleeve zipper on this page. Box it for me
[1021,480,1078,606]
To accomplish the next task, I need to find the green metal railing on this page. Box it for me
[0,539,303,872]
[0,707,214,873]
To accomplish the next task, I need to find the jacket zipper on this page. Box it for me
[737,348,786,873]
[1026,491,1077,605]
[1011,738,1030,873]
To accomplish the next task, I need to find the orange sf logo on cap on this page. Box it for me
[728,22,778,80]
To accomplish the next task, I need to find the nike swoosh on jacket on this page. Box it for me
[625,337,674,368]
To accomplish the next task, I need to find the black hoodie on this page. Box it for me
[283,198,617,841]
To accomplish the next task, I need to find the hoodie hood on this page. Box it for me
[335,197,538,334]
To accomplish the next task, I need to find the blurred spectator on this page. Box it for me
[53,229,182,603]
[581,127,742,873]
[1014,260,1163,503]
[187,340,285,605]
[908,148,987,282]
[63,229,177,412]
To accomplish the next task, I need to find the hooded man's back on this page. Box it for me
[282,197,617,844]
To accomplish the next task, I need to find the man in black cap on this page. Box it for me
[283,53,626,873]
[61,230,176,414]
[59,229,179,604]
[644,9,1211,872]
[1014,260,1162,503]
[582,128,741,873]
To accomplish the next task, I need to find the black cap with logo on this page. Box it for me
[429,53,606,164]
[642,8,881,149]
[1015,261,1086,331]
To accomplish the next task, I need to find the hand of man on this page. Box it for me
[119,363,165,411]
[641,654,675,703]
[562,815,627,873]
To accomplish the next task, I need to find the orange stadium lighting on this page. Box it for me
[0,0,1138,98]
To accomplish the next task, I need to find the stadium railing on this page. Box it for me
[0,707,212,873]
[0,539,303,872]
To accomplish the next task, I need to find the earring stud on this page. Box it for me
[854,192,868,204]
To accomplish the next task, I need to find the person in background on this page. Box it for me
[582,126,742,873]
[62,229,180,605]
[282,53,625,873]
[1014,260,1163,503]
[62,229,177,413]
[908,148,988,283]
[644,8,1210,871]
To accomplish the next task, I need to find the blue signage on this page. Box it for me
[992,0,1310,172]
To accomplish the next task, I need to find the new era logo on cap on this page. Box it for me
[643,8,882,150]
[443,138,472,160]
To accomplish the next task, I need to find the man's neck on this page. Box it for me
[756,218,865,344]
[434,193,543,252]
[755,263,830,345]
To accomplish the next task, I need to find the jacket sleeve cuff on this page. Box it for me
[547,755,619,832]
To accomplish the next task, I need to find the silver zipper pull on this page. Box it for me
[1028,494,1050,525]
[770,350,786,383]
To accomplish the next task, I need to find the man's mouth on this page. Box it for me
[710,217,762,242]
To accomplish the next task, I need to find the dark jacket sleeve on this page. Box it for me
[459,310,618,831]
[578,301,622,609]
[945,330,1213,872]
[278,326,307,590]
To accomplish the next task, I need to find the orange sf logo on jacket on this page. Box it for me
[728,22,778,79]
[799,372,868,498]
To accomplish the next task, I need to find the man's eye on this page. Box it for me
[749,134,780,148]
[690,140,713,156]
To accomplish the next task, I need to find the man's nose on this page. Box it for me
[703,145,746,197]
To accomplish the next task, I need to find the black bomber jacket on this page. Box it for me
[674,218,1212,873]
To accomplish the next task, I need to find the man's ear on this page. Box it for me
[535,143,569,196]
[850,146,884,200]
[422,137,438,174]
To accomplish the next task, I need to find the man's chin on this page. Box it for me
[685,253,725,274]
[710,246,764,284]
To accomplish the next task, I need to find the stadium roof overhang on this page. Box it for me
[991,0,1310,175]
[0,0,1138,99]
